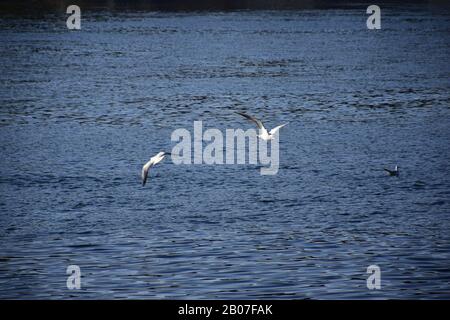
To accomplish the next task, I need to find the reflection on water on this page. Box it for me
[0,8,449,299]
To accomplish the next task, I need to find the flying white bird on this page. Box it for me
[384,165,399,176]
[236,112,287,141]
[141,151,171,186]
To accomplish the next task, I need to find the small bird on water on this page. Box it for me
[236,112,287,141]
[384,165,399,176]
[141,151,171,186]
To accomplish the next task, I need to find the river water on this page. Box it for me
[0,7,449,299]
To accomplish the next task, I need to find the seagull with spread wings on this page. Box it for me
[236,112,287,141]
[141,151,171,186]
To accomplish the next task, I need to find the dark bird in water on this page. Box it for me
[141,151,171,186]
[384,165,399,176]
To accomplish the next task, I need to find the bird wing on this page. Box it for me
[236,112,265,131]
[142,161,153,186]
[269,123,287,135]
[142,167,149,186]
[152,152,168,165]
[384,168,393,174]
